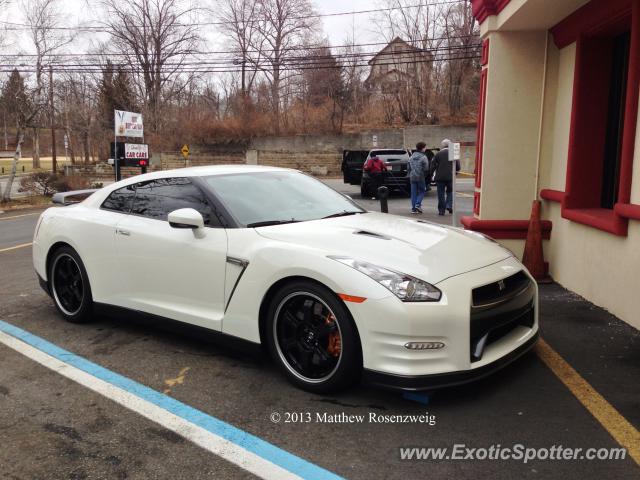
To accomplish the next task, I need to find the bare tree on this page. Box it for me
[21,0,74,169]
[1,81,48,203]
[338,38,366,124]
[256,0,318,134]
[442,2,480,118]
[59,73,97,164]
[374,0,444,123]
[102,0,200,133]
[215,0,263,98]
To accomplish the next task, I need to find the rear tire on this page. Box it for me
[266,280,362,393]
[49,246,94,323]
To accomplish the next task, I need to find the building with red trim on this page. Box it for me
[466,0,640,329]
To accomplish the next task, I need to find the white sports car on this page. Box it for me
[33,165,538,393]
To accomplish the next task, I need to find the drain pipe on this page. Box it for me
[534,32,550,199]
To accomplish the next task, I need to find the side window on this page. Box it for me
[131,178,217,226]
[101,185,136,213]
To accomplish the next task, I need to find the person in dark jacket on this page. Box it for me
[431,139,460,215]
[407,142,429,213]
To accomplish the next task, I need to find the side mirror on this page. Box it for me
[168,208,206,238]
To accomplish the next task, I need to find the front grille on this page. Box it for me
[470,271,535,362]
[472,270,530,308]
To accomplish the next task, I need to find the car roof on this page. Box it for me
[82,164,292,207]
[369,149,409,156]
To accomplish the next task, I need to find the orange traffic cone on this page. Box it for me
[522,200,550,283]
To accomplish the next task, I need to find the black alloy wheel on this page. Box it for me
[267,281,362,393]
[49,246,93,323]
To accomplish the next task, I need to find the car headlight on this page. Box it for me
[329,256,441,302]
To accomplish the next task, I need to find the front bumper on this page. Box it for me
[344,256,539,385]
[362,331,538,391]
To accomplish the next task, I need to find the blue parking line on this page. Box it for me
[0,319,344,480]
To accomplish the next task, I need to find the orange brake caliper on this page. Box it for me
[325,314,341,357]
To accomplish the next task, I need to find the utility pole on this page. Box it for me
[3,112,7,150]
[49,65,57,174]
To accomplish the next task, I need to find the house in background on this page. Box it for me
[464,0,640,329]
[364,37,433,96]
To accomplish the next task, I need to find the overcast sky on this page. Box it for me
[1,0,381,56]
[315,0,378,47]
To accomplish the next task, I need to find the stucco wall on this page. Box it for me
[480,31,548,220]
[538,41,575,191]
[544,202,640,330]
[537,42,640,330]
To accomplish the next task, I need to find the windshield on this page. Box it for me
[203,171,364,227]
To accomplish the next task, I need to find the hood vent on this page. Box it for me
[354,230,391,240]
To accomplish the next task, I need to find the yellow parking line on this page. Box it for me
[456,192,473,198]
[0,242,32,253]
[0,212,40,221]
[536,338,640,465]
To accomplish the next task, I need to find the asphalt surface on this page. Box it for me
[0,185,638,480]
[324,177,474,225]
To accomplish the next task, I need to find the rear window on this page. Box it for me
[101,185,136,213]
[370,150,408,156]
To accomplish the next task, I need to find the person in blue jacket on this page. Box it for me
[407,142,429,214]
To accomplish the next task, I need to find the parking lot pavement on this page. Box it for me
[323,177,474,225]
[1,204,639,479]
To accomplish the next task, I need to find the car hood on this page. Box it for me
[255,212,513,284]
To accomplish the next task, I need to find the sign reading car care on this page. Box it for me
[125,143,149,160]
[114,110,144,138]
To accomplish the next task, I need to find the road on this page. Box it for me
[0,187,638,480]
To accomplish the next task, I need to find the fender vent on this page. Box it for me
[354,230,390,240]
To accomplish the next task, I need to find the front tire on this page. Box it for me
[49,246,93,323]
[266,281,362,393]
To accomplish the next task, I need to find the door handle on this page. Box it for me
[116,229,131,236]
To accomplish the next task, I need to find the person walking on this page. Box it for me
[407,142,429,214]
[432,139,460,216]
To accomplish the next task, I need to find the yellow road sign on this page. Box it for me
[181,144,189,158]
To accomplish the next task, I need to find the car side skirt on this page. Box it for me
[91,302,264,358]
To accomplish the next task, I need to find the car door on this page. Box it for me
[113,177,228,330]
[87,183,137,305]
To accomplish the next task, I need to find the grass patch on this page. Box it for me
[0,195,51,210]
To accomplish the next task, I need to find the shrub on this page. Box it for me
[19,172,60,197]
[19,173,93,197]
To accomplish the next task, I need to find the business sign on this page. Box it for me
[125,143,149,160]
[114,110,144,138]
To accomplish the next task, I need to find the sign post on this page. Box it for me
[114,110,144,181]
[449,142,461,226]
